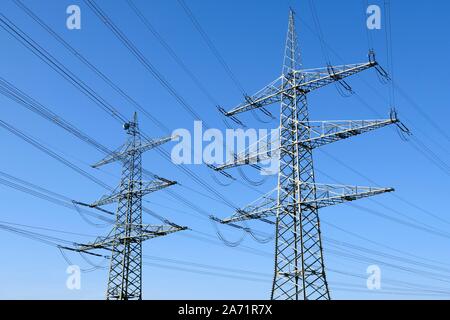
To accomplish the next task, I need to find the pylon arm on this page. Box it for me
[215,149,276,171]
[299,118,398,149]
[304,183,394,210]
[224,76,284,116]
[215,131,279,171]
[217,183,393,223]
[92,135,175,168]
[216,117,398,171]
[293,61,377,93]
[224,61,377,116]
[77,224,185,251]
[220,206,278,224]
[90,179,176,207]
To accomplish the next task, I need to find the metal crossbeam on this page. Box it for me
[92,135,175,168]
[215,149,274,171]
[292,62,376,93]
[224,62,376,117]
[298,118,398,149]
[78,224,183,251]
[219,184,393,223]
[215,117,396,171]
[89,179,176,207]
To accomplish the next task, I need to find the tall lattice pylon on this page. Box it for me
[76,113,186,300]
[212,10,402,300]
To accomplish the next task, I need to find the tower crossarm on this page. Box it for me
[220,205,279,223]
[306,183,394,210]
[223,61,377,117]
[89,179,176,207]
[215,148,277,171]
[215,130,279,171]
[223,76,284,116]
[215,116,397,171]
[216,190,279,223]
[77,224,185,252]
[293,61,377,93]
[299,117,398,149]
[216,183,393,223]
[92,135,176,168]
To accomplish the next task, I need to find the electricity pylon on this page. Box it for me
[76,113,186,300]
[212,10,401,300]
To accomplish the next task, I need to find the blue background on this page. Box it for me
[0,0,449,299]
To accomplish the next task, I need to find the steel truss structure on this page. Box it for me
[213,10,399,300]
[77,113,185,300]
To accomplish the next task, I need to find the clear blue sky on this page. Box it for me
[0,0,449,299]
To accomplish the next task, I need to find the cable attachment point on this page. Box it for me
[244,94,273,119]
[390,108,398,121]
[327,64,354,97]
[206,164,236,180]
[369,52,390,83]
[217,105,245,127]
[368,49,377,64]
[390,107,412,139]
[369,50,391,84]
[375,64,391,82]
[326,64,341,80]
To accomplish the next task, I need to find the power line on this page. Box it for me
[4,208,450,297]
[125,0,220,108]
[83,0,203,122]
[0,68,271,247]
[0,69,265,240]
[0,13,128,124]
[323,219,450,269]
[394,83,450,142]
[0,114,181,227]
[3,218,448,296]
[383,0,395,108]
[175,0,275,122]
[12,0,169,134]
[0,119,112,190]
[0,77,111,155]
[78,0,264,214]
[0,220,97,238]
[1,1,448,298]
[327,267,450,296]
[317,147,450,226]
[176,0,246,95]
[314,166,450,238]
[326,246,450,285]
[296,10,450,171]
[324,237,450,276]
[0,223,78,248]
[0,169,113,224]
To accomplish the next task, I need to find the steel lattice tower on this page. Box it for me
[213,10,401,300]
[77,113,185,300]
[272,11,329,300]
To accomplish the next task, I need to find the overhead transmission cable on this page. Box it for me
[0,13,128,124]
[12,0,169,134]
[298,8,450,165]
[176,0,245,95]
[3,219,450,297]
[7,1,446,260]
[175,0,274,122]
